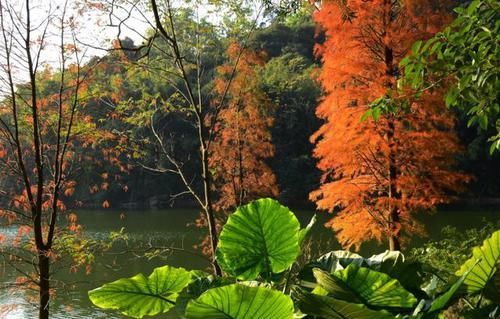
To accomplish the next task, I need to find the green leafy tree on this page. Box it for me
[401,0,499,153]
[97,0,271,275]
[251,17,321,204]
[260,52,321,203]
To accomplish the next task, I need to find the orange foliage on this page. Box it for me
[67,213,82,233]
[102,200,110,209]
[193,43,279,256]
[0,20,123,310]
[0,144,6,158]
[209,43,278,211]
[310,0,469,250]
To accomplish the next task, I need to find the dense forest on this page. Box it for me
[66,13,322,209]
[0,0,498,318]
[69,11,499,210]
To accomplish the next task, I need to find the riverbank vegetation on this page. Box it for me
[89,199,500,319]
[0,0,498,318]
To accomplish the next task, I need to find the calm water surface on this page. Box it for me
[0,208,498,318]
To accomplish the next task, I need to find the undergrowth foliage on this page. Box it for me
[88,198,500,319]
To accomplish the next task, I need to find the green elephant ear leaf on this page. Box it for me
[427,262,477,315]
[313,268,362,303]
[299,214,317,246]
[217,198,301,280]
[456,229,500,302]
[299,250,364,288]
[365,251,404,268]
[294,287,395,319]
[366,251,424,293]
[215,248,232,274]
[185,283,294,319]
[331,265,417,309]
[88,265,191,318]
[317,250,365,272]
[176,272,235,316]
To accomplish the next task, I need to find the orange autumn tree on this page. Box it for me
[310,0,470,250]
[195,42,279,255]
[0,3,125,317]
[0,4,89,315]
[209,43,279,211]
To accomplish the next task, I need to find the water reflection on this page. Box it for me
[0,209,208,319]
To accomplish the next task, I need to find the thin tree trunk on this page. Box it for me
[38,252,50,319]
[383,0,401,251]
[387,117,401,251]
[236,104,245,207]
[389,235,401,251]
[201,145,222,275]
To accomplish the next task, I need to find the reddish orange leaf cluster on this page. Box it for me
[311,0,469,250]
[209,42,279,211]
[102,200,110,209]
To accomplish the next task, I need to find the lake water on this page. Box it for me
[0,208,498,318]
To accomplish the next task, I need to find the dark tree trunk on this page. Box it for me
[38,253,50,319]
[383,0,401,251]
[387,118,401,251]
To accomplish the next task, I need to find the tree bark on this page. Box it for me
[383,0,401,251]
[38,252,50,319]
[389,235,401,251]
[201,145,222,276]
[387,118,401,251]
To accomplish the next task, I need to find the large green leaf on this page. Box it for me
[455,229,500,302]
[365,251,408,273]
[300,250,423,294]
[299,251,364,288]
[298,214,317,246]
[294,287,395,319]
[365,251,424,292]
[315,251,365,272]
[427,263,476,315]
[88,265,191,318]
[176,272,235,316]
[322,265,418,309]
[185,283,294,319]
[313,268,362,303]
[410,262,479,318]
[217,198,301,280]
